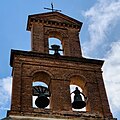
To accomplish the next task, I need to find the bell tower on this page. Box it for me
[27,12,82,57]
[5,12,116,120]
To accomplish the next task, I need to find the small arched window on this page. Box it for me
[32,71,51,109]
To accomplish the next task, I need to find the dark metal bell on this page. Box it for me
[72,94,86,109]
[51,44,60,56]
[71,87,87,109]
[35,95,49,108]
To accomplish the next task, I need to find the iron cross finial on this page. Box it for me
[51,3,54,12]
[44,3,61,12]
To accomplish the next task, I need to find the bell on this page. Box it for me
[51,44,60,56]
[33,86,51,108]
[71,87,87,109]
[50,44,63,56]
[72,94,86,109]
[35,94,49,108]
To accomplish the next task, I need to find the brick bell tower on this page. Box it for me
[5,11,116,120]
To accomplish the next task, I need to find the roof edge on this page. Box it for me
[26,12,83,31]
[10,49,104,67]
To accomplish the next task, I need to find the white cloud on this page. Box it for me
[0,77,12,110]
[103,40,120,113]
[83,0,120,55]
[82,0,120,118]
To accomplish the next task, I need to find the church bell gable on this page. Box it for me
[5,10,116,120]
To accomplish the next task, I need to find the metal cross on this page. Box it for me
[44,3,61,12]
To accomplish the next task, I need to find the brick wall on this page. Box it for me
[9,50,113,119]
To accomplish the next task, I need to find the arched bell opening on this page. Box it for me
[69,75,87,111]
[32,71,52,109]
[46,30,65,56]
[70,85,86,111]
[49,37,63,55]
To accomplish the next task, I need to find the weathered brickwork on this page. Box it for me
[4,12,116,120]
[27,12,82,57]
[8,50,114,119]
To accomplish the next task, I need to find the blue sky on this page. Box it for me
[0,0,120,119]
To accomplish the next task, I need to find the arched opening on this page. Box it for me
[47,30,64,56]
[69,75,87,111]
[49,37,63,55]
[32,71,51,109]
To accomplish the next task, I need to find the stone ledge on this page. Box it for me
[3,115,117,120]
[10,49,104,67]
[6,110,117,120]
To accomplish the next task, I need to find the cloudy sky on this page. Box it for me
[0,0,120,119]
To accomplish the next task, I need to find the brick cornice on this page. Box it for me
[27,12,83,31]
[10,49,104,67]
